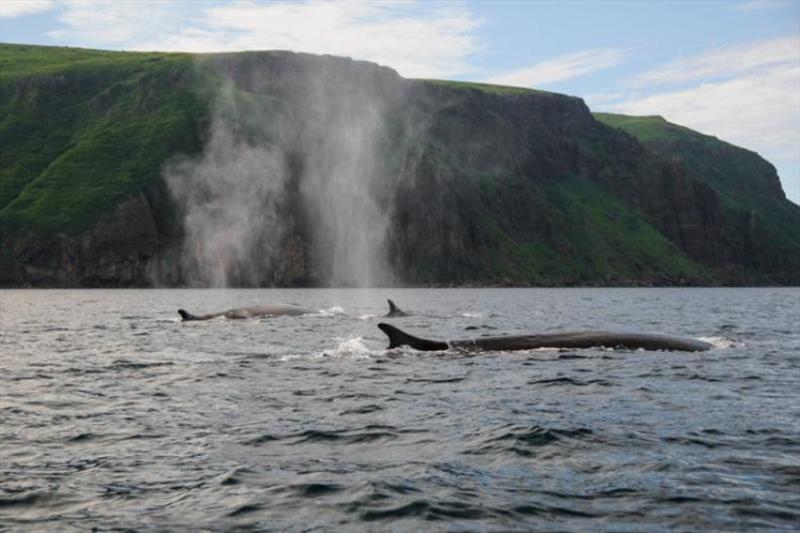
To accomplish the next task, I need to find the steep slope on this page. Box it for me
[0,44,205,233]
[381,80,708,285]
[0,44,796,286]
[595,113,800,283]
[0,45,205,284]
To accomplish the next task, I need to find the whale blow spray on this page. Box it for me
[165,54,422,287]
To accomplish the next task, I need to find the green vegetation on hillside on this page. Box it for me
[418,79,542,96]
[481,176,707,284]
[594,112,770,198]
[593,113,717,144]
[0,44,208,235]
[0,43,182,82]
[596,111,800,283]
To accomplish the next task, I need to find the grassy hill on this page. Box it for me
[0,44,205,235]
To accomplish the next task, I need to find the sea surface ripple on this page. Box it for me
[1,288,798,531]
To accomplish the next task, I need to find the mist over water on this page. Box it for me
[165,56,416,287]
[299,80,392,287]
[166,87,290,287]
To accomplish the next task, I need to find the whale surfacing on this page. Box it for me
[386,299,408,317]
[178,304,309,321]
[378,323,712,352]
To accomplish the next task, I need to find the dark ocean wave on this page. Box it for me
[463,424,596,457]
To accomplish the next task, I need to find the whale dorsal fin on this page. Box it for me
[386,299,408,317]
[378,323,448,351]
[178,309,198,321]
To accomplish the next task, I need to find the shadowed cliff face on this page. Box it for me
[1,45,798,287]
[0,193,166,287]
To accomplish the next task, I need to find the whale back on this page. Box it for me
[227,304,308,318]
[451,331,712,352]
[179,303,309,321]
[378,324,712,352]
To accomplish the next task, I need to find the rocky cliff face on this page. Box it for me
[1,45,798,287]
[594,113,799,284]
[1,190,172,286]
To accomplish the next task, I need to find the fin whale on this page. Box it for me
[178,304,310,321]
[385,299,408,317]
[378,323,712,352]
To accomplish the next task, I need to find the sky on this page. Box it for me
[2,0,798,203]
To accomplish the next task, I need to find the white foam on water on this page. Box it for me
[699,336,740,349]
[314,306,348,317]
[319,336,381,359]
[276,353,307,362]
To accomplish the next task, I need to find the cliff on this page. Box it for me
[1,43,798,287]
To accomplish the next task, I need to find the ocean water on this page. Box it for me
[1,288,798,531]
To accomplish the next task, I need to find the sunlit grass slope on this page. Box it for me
[0,44,207,234]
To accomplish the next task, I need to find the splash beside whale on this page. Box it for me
[178,304,310,321]
[378,323,713,352]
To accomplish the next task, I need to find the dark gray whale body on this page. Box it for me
[179,304,310,321]
[378,323,712,352]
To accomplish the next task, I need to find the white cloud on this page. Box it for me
[611,65,800,158]
[48,0,181,47]
[584,91,633,107]
[484,48,629,89]
[0,0,55,19]
[45,0,481,78]
[631,36,799,86]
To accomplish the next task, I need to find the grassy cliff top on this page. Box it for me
[0,43,189,82]
[592,112,740,152]
[416,79,546,96]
